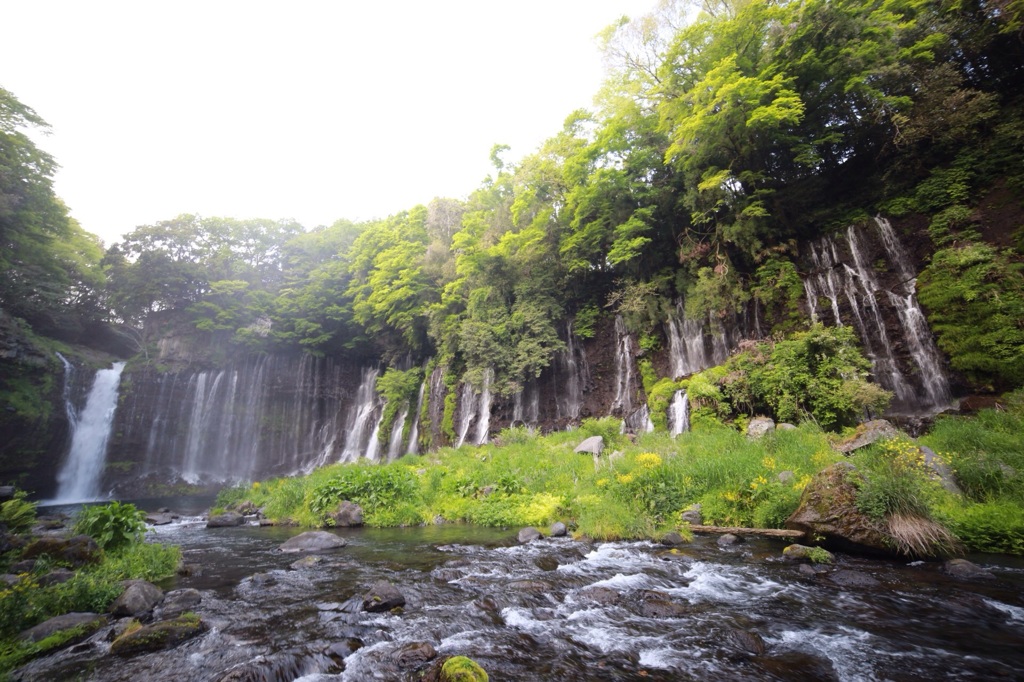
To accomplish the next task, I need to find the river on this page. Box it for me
[17,499,1024,681]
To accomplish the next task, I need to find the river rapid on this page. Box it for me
[16,501,1024,682]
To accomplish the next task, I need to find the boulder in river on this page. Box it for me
[362,580,406,613]
[110,580,164,618]
[517,527,542,544]
[661,531,689,546]
[206,511,245,528]
[391,641,437,668]
[943,558,995,581]
[109,613,207,657]
[154,588,202,620]
[717,533,743,547]
[785,463,895,556]
[279,531,347,553]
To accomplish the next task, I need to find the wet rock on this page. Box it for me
[574,435,604,455]
[235,500,258,514]
[291,555,326,570]
[21,534,100,567]
[362,580,406,613]
[109,614,207,657]
[718,533,743,547]
[329,500,364,527]
[507,580,550,592]
[1,574,20,586]
[782,544,834,564]
[635,591,689,618]
[19,612,105,642]
[747,417,775,438]
[834,419,898,454]
[38,568,76,587]
[580,587,620,605]
[798,563,819,577]
[206,512,245,528]
[725,628,766,656]
[10,559,36,573]
[829,570,881,588]
[549,521,567,537]
[681,504,703,525]
[154,588,202,620]
[145,512,174,526]
[943,558,995,580]
[662,531,689,546]
[786,463,896,556]
[280,530,346,553]
[517,527,542,544]
[534,555,559,571]
[110,580,164,618]
[0,485,14,501]
[391,641,437,668]
[177,562,202,577]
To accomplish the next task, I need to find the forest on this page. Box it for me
[2,2,1024,677]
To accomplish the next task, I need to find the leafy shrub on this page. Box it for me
[73,501,147,551]
[918,243,1024,389]
[577,417,623,448]
[0,490,37,534]
[937,500,1024,554]
[308,464,420,525]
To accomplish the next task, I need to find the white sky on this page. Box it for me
[1,0,656,246]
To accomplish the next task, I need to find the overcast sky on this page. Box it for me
[2,0,657,246]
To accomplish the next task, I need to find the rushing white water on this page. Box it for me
[669,390,689,437]
[455,382,477,448]
[341,367,383,463]
[555,321,590,421]
[611,316,635,415]
[455,369,494,447]
[386,406,408,461]
[53,362,126,502]
[802,218,952,413]
[405,380,426,456]
[474,369,493,445]
[55,352,77,428]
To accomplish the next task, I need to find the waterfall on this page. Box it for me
[455,382,477,448]
[53,362,126,502]
[405,380,426,456]
[365,412,384,462]
[669,390,689,437]
[611,316,635,414]
[474,369,493,445]
[386,407,408,461]
[455,369,493,447]
[340,367,382,463]
[555,322,590,421]
[55,352,77,429]
[802,218,952,413]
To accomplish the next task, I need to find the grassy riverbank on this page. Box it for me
[218,393,1024,555]
[0,501,180,676]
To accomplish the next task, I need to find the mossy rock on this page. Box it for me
[109,613,207,657]
[441,655,488,681]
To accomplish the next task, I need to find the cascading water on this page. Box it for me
[455,370,493,447]
[554,322,590,421]
[405,380,426,456]
[340,367,383,463]
[53,362,126,502]
[512,381,540,428]
[56,352,77,428]
[665,300,759,379]
[669,390,689,437]
[386,407,408,461]
[611,316,635,415]
[803,217,952,413]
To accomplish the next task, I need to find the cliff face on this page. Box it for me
[9,214,993,497]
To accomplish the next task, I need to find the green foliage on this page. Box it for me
[936,500,1024,555]
[375,367,423,448]
[647,378,685,431]
[72,501,147,551]
[852,438,942,521]
[572,305,600,340]
[721,325,890,430]
[307,464,421,526]
[0,490,36,534]
[805,546,835,565]
[918,242,1024,389]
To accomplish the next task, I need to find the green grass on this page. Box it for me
[218,417,838,540]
